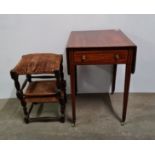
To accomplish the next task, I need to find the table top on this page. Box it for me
[67,29,136,49]
[66,29,137,74]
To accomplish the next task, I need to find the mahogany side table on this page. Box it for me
[66,29,137,125]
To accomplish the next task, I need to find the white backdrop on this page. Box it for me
[0,14,155,98]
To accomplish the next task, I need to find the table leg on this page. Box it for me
[75,66,78,95]
[122,64,132,124]
[70,65,76,125]
[111,64,117,94]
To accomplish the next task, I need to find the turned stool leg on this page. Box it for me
[55,69,66,123]
[10,71,29,123]
[26,74,32,82]
[60,59,67,103]
[59,98,65,123]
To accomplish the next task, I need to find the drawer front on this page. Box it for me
[74,50,128,64]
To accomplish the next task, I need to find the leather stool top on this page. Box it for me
[11,53,62,75]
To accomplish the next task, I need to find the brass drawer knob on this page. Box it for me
[114,54,120,60]
[81,55,86,61]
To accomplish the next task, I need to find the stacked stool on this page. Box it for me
[10,53,66,123]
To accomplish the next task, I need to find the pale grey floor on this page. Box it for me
[0,93,155,140]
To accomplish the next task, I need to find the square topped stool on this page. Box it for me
[10,53,67,123]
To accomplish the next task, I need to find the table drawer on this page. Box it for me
[74,50,128,64]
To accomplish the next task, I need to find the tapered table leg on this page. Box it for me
[122,64,132,124]
[111,64,117,94]
[70,65,76,126]
[75,66,78,95]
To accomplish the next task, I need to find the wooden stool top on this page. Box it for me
[11,53,62,75]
